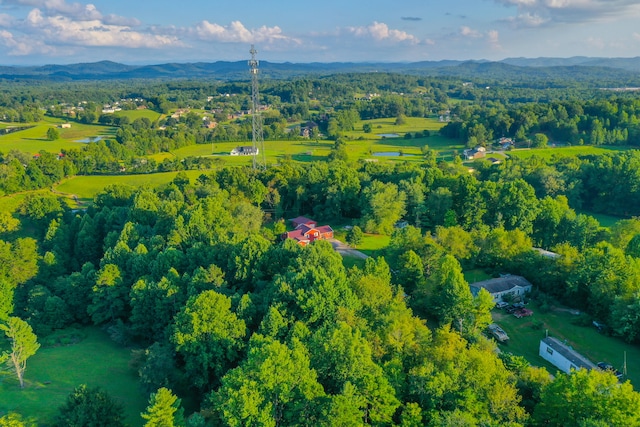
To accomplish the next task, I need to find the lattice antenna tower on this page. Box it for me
[249,45,266,170]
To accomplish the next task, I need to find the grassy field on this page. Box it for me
[114,109,163,122]
[0,327,147,426]
[55,170,212,202]
[491,302,640,388]
[507,144,632,160]
[0,117,117,154]
[464,268,494,284]
[578,210,626,228]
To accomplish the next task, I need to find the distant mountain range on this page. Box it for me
[0,57,639,82]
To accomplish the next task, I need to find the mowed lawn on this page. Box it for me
[0,327,148,426]
[491,302,640,388]
[0,118,117,154]
[507,144,632,161]
[55,170,212,201]
[114,109,163,122]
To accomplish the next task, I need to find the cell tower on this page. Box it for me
[249,45,266,170]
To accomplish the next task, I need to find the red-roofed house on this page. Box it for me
[283,217,334,246]
[289,216,317,229]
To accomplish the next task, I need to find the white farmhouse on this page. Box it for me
[539,336,597,374]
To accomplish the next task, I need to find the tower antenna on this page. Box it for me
[249,45,266,170]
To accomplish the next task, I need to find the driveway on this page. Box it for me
[329,238,369,260]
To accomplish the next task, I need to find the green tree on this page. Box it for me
[425,255,474,330]
[211,335,324,427]
[1,317,40,388]
[362,180,406,235]
[0,413,35,427]
[532,133,548,148]
[54,385,126,427]
[47,127,60,141]
[0,280,14,321]
[534,369,640,427]
[173,290,246,389]
[346,225,363,248]
[141,387,185,427]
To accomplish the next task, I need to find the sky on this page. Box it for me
[1,0,640,65]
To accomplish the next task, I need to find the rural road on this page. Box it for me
[329,238,369,259]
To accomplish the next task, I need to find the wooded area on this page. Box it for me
[2,72,640,426]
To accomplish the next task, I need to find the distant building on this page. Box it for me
[469,275,532,303]
[59,123,72,129]
[463,146,486,160]
[230,146,258,156]
[539,336,596,374]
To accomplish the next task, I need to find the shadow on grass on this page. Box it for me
[288,153,327,162]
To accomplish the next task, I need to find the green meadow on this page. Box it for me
[507,144,632,160]
[0,117,117,154]
[0,327,148,426]
[55,170,211,201]
[114,109,163,122]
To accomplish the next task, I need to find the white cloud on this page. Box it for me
[495,0,640,25]
[503,12,550,27]
[195,20,298,44]
[488,29,500,44]
[347,21,419,43]
[460,26,482,38]
[0,13,16,26]
[22,8,178,48]
[634,32,640,41]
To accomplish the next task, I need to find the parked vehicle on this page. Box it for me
[513,308,533,318]
[597,362,623,380]
[487,323,509,343]
[496,301,509,309]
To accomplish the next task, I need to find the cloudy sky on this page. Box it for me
[1,0,640,65]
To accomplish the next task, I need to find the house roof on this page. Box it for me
[316,225,333,234]
[541,336,597,370]
[290,216,316,228]
[284,229,309,243]
[469,275,532,295]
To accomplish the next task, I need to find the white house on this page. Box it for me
[469,275,532,303]
[539,336,596,374]
[230,146,258,156]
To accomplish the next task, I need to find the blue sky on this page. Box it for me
[0,0,639,65]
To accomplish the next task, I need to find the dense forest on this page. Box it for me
[3,71,640,426]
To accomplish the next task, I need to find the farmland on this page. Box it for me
[0,117,116,154]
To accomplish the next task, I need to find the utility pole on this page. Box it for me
[249,45,266,170]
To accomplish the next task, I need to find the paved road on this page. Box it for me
[329,238,369,259]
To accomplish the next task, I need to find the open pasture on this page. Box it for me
[114,109,163,122]
[0,118,116,154]
[55,170,211,201]
[507,144,632,161]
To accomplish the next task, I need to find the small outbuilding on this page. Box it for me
[539,336,597,374]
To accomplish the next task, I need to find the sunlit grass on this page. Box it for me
[55,170,212,201]
[0,327,147,426]
[0,118,116,154]
[508,144,632,160]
